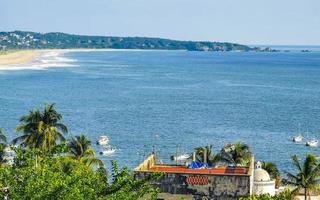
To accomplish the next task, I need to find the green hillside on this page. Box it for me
[0,31,253,51]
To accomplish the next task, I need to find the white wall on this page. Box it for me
[253,181,275,196]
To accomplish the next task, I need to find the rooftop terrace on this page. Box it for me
[134,153,251,176]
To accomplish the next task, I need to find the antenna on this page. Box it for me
[176,144,179,165]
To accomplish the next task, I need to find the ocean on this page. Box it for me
[1,49,320,172]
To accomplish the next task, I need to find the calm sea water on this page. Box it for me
[1,50,320,172]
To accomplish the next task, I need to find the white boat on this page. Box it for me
[293,135,303,142]
[96,135,109,145]
[171,154,190,161]
[99,146,115,155]
[306,139,318,147]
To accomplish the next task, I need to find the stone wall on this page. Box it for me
[135,172,251,200]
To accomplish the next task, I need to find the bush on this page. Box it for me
[239,189,292,200]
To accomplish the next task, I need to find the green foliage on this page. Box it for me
[0,148,158,200]
[0,144,6,165]
[283,153,320,200]
[194,145,218,166]
[0,31,253,51]
[0,104,159,199]
[0,129,6,144]
[216,142,252,166]
[13,103,68,151]
[239,189,292,200]
[261,161,280,180]
[0,151,107,199]
[67,134,103,167]
[104,161,160,200]
[0,129,7,165]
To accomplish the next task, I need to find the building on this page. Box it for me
[134,153,255,200]
[253,161,275,196]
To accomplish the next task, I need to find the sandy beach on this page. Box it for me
[0,50,40,66]
[0,48,176,70]
[0,49,95,67]
[0,49,102,70]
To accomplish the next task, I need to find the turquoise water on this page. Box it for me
[1,50,320,171]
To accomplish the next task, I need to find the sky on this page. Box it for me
[0,0,320,45]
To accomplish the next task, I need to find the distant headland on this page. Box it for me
[0,31,276,52]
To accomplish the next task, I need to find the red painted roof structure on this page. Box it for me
[148,165,249,175]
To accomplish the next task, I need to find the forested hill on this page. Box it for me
[0,31,254,51]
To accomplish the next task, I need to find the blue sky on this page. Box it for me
[1,0,319,45]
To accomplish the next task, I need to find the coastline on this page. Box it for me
[0,50,40,67]
[0,48,184,71]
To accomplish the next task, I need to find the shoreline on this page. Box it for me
[0,48,186,70]
[0,50,40,67]
[0,47,315,71]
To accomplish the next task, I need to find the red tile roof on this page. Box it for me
[149,165,249,175]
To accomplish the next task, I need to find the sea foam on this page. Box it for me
[0,50,78,71]
[31,51,78,69]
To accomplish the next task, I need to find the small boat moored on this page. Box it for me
[170,154,190,161]
[306,139,318,147]
[99,145,116,156]
[293,135,303,142]
[96,135,109,145]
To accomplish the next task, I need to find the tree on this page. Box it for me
[0,104,159,199]
[0,149,108,200]
[239,189,292,200]
[217,142,252,166]
[0,129,7,165]
[261,161,281,188]
[67,134,103,167]
[194,145,217,166]
[0,147,159,200]
[104,160,160,200]
[13,103,68,151]
[0,129,6,145]
[283,153,320,200]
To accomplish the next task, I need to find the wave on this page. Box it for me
[216,79,318,91]
[0,50,78,71]
[31,51,78,69]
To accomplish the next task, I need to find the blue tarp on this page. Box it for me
[187,161,211,169]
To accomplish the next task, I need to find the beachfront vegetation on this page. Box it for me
[0,148,159,199]
[67,134,103,167]
[240,189,292,200]
[261,161,280,180]
[217,142,252,166]
[241,154,320,200]
[243,153,320,200]
[261,161,281,188]
[194,142,252,167]
[283,153,320,200]
[0,31,254,52]
[194,145,217,166]
[13,103,68,151]
[0,129,7,165]
[0,104,159,199]
[1,103,320,199]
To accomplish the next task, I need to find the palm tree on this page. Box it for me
[261,161,280,179]
[67,134,103,167]
[283,153,320,200]
[217,142,252,166]
[262,161,281,188]
[194,145,217,166]
[0,129,7,164]
[13,103,68,151]
[0,129,6,145]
